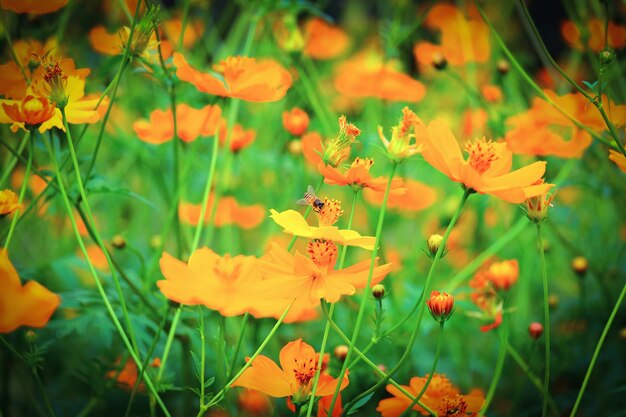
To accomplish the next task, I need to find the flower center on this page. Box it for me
[351,157,374,171]
[316,198,343,227]
[464,138,498,174]
[307,240,338,269]
[212,254,242,282]
[293,357,318,387]
[440,395,468,416]
[23,97,45,113]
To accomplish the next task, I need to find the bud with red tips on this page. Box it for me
[427,290,454,323]
[372,284,386,300]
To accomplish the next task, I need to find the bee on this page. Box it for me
[297,185,325,213]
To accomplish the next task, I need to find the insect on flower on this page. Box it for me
[296,185,325,213]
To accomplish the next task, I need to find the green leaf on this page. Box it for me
[347,392,376,415]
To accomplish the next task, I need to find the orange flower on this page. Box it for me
[179,195,264,230]
[1,0,68,14]
[562,19,626,52]
[377,374,484,417]
[2,95,56,130]
[161,17,204,50]
[469,260,518,331]
[426,290,454,323]
[219,120,257,152]
[238,389,273,416]
[378,107,424,162]
[80,245,109,272]
[417,119,554,203]
[483,259,519,292]
[106,357,160,391]
[318,157,405,192]
[609,149,626,173]
[133,104,222,144]
[0,250,61,333]
[232,339,349,403]
[303,18,350,60]
[321,116,361,167]
[283,107,310,136]
[0,189,22,217]
[481,84,502,102]
[524,180,555,223]
[301,131,324,167]
[158,248,261,317]
[173,53,293,102]
[257,241,391,303]
[363,178,437,212]
[413,4,490,67]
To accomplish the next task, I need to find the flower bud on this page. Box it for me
[334,345,349,361]
[111,234,126,249]
[432,52,447,70]
[282,108,310,137]
[426,233,446,259]
[372,284,385,300]
[288,139,302,156]
[548,294,559,309]
[528,322,543,340]
[571,256,588,277]
[599,48,615,65]
[497,59,510,75]
[24,330,37,344]
[427,290,454,323]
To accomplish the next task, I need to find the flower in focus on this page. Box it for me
[0,190,21,217]
[283,107,310,136]
[318,157,405,192]
[232,339,349,403]
[1,95,56,131]
[303,18,350,60]
[609,149,626,173]
[133,104,222,144]
[523,180,555,223]
[378,107,424,162]
[561,19,626,52]
[173,53,293,102]
[413,4,490,67]
[219,121,257,153]
[258,241,391,303]
[0,250,61,333]
[363,178,437,212]
[179,195,265,230]
[1,0,68,14]
[427,290,454,323]
[417,119,554,203]
[377,373,484,417]
[322,116,361,167]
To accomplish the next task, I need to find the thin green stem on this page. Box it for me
[3,136,32,252]
[569,282,626,417]
[178,0,191,50]
[42,134,170,416]
[32,369,56,417]
[198,307,206,408]
[156,307,182,384]
[338,188,359,266]
[300,58,335,136]
[479,312,509,416]
[536,223,551,417]
[226,312,250,381]
[397,322,445,417]
[0,131,29,187]
[327,163,398,415]
[170,85,183,257]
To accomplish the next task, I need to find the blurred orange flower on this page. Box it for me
[1,0,68,14]
[0,189,21,216]
[173,53,293,102]
[481,84,502,102]
[258,241,391,303]
[377,374,484,417]
[417,119,553,203]
[283,107,310,136]
[0,250,61,333]
[179,195,264,230]
[232,339,349,402]
[414,4,490,67]
[303,18,350,60]
[301,131,324,167]
[318,157,405,192]
[469,260,518,331]
[609,149,626,173]
[219,120,257,152]
[133,104,222,144]
[161,17,204,50]
[238,389,273,416]
[364,178,437,212]
[562,19,626,52]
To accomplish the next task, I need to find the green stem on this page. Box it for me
[178,0,191,50]
[156,307,182,384]
[198,307,206,408]
[0,131,29,187]
[338,188,359,266]
[42,134,170,417]
[170,85,183,257]
[479,310,509,416]
[3,136,32,252]
[226,312,250,381]
[32,369,56,417]
[327,163,398,415]
[569,281,626,417]
[344,187,471,414]
[536,223,551,417]
[300,58,335,136]
[397,322,445,417]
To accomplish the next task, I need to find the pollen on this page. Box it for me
[316,198,343,226]
[464,138,498,174]
[293,357,318,386]
[308,240,338,269]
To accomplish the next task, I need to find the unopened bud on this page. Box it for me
[288,139,302,156]
[334,345,349,361]
[548,294,559,309]
[427,290,454,323]
[24,330,37,344]
[528,322,543,340]
[432,52,447,70]
[571,256,588,277]
[619,327,626,340]
[599,48,615,65]
[497,59,510,75]
[426,234,446,259]
[372,284,385,300]
[111,234,126,249]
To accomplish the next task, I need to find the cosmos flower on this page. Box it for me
[561,18,626,52]
[178,195,265,230]
[219,120,256,152]
[133,104,222,144]
[1,0,68,14]
[609,149,626,173]
[2,95,56,130]
[0,190,21,217]
[303,18,350,60]
[283,107,310,136]
[318,157,405,192]
[363,178,437,212]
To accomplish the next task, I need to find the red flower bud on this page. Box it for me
[529,322,544,340]
[427,290,454,323]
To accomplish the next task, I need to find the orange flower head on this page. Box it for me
[238,388,273,416]
[2,95,56,129]
[0,190,21,216]
[0,250,61,333]
[232,339,349,403]
[322,116,361,167]
[561,19,626,52]
[523,179,555,223]
[308,240,338,269]
[318,157,406,192]
[219,120,256,152]
[39,55,68,107]
[418,119,555,203]
[173,53,293,102]
[427,290,454,323]
[282,107,310,136]
[1,0,68,14]
[609,149,626,173]
[377,373,484,417]
[485,260,519,292]
[378,107,424,162]
[303,18,350,60]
